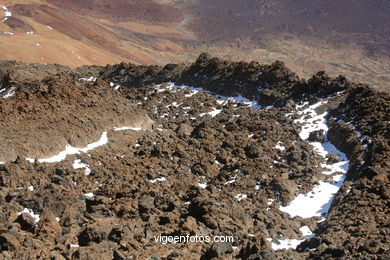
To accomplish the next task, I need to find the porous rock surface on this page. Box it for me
[0,54,388,259]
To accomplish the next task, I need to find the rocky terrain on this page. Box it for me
[0,54,389,259]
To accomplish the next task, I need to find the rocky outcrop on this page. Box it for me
[0,73,153,161]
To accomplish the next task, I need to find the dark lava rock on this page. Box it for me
[326,153,343,164]
[204,242,234,258]
[176,123,194,136]
[15,213,35,231]
[0,233,20,251]
[308,130,325,142]
[0,54,389,259]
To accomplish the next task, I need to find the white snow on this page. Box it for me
[17,208,40,224]
[199,107,222,117]
[26,31,34,35]
[235,193,247,201]
[38,131,108,163]
[214,160,222,165]
[3,31,13,35]
[72,159,91,176]
[271,238,304,250]
[170,102,182,107]
[270,226,315,250]
[275,142,286,151]
[280,175,346,219]
[184,91,199,97]
[216,100,227,105]
[109,82,121,90]
[2,87,16,99]
[294,101,328,140]
[72,159,88,169]
[198,182,208,189]
[80,76,97,82]
[26,158,35,163]
[47,25,53,30]
[84,192,95,198]
[27,186,34,191]
[300,226,315,238]
[154,83,261,109]
[149,177,166,183]
[84,168,91,176]
[114,126,144,131]
[225,175,237,185]
[70,244,79,248]
[1,6,11,22]
[225,179,236,185]
[279,100,349,218]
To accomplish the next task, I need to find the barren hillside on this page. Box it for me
[0,0,389,90]
[0,55,389,259]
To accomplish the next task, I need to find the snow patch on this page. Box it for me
[1,6,11,23]
[2,87,16,99]
[80,76,97,82]
[275,142,285,151]
[300,226,315,239]
[198,182,208,189]
[235,193,247,201]
[149,177,166,183]
[17,208,40,224]
[109,82,121,90]
[26,158,35,163]
[279,100,349,218]
[271,238,304,250]
[38,132,108,163]
[114,126,144,131]
[270,226,314,250]
[199,107,222,117]
[72,159,91,176]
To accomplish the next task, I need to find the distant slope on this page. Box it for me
[0,0,389,90]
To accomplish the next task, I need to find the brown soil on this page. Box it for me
[0,0,389,91]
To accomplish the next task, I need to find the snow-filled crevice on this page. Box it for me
[37,131,109,163]
[155,83,350,251]
[155,82,261,110]
[279,101,349,219]
[0,126,149,165]
[271,100,350,250]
